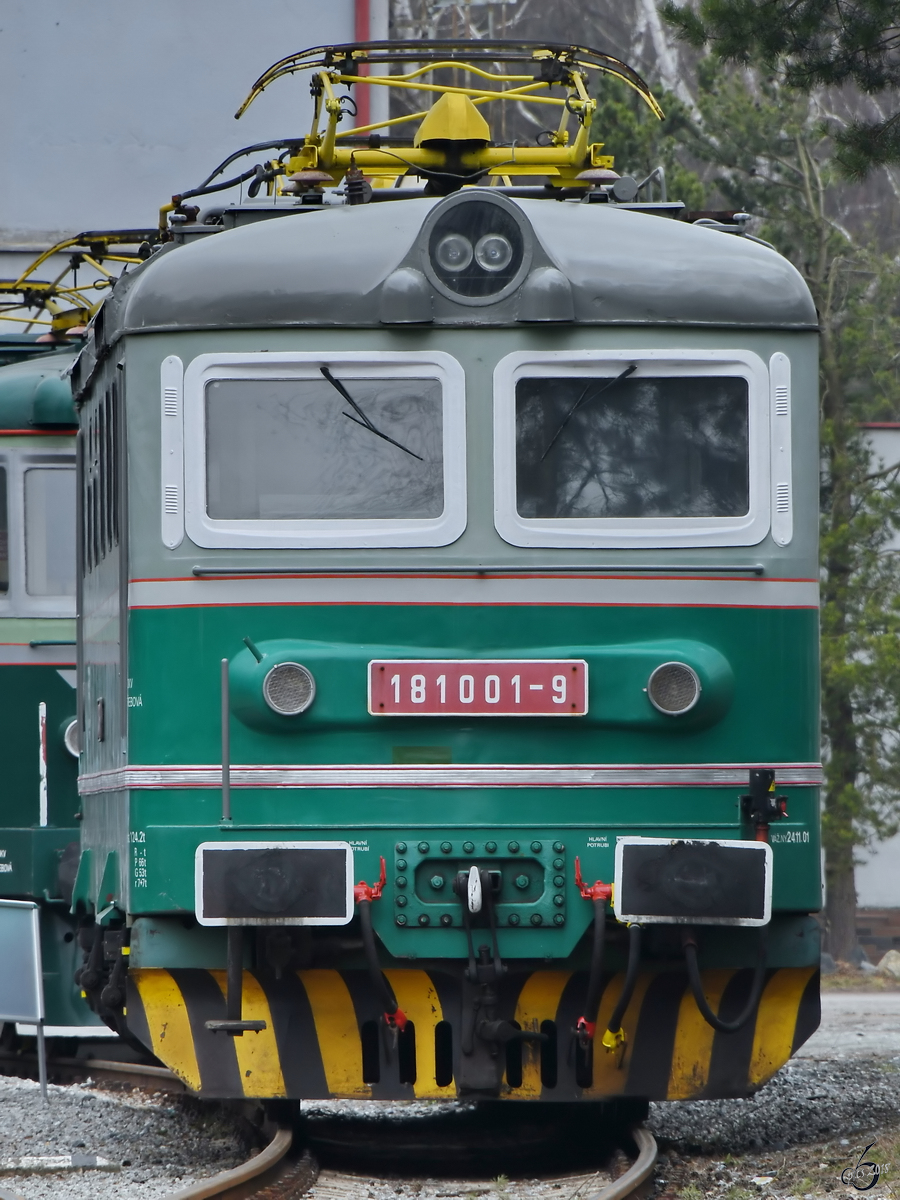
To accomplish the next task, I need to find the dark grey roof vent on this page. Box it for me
[379,267,434,324]
[517,266,574,323]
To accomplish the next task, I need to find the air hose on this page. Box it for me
[602,923,643,1051]
[575,896,608,1044]
[682,925,769,1033]
[358,896,407,1032]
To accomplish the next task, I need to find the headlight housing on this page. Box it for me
[263,662,316,715]
[647,662,701,715]
[422,193,531,304]
[63,718,80,757]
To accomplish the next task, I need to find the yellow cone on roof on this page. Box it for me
[414,92,491,146]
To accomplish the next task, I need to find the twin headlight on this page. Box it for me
[424,195,529,303]
[434,231,514,275]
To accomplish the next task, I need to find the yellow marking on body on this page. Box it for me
[130,969,201,1092]
[667,970,734,1099]
[210,971,286,1098]
[749,967,817,1086]
[587,971,654,1096]
[299,969,371,1098]
[512,971,572,1097]
[383,969,453,1098]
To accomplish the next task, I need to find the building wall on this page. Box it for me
[0,0,361,242]
[856,426,900,909]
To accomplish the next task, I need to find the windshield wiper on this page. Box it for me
[540,364,637,461]
[320,367,423,461]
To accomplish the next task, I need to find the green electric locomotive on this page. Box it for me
[0,349,103,1033]
[68,42,821,1103]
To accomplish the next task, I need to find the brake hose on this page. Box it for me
[358,896,407,1031]
[603,923,642,1049]
[576,896,608,1043]
[682,925,769,1033]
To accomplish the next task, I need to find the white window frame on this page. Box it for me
[181,351,467,549]
[0,449,76,617]
[493,349,771,549]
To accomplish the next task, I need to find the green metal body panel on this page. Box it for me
[127,910,820,972]
[73,321,821,971]
[0,657,78,841]
[0,351,77,429]
[127,605,817,762]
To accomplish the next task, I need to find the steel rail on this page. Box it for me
[307,1123,657,1200]
[586,1127,658,1200]
[65,1056,177,1080]
[0,1050,184,1092]
[161,1127,294,1200]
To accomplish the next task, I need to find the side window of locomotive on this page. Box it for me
[25,467,76,596]
[205,378,444,521]
[0,466,8,594]
[515,376,749,520]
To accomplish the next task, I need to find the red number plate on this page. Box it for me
[368,660,588,716]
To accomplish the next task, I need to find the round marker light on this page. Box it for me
[434,233,473,273]
[647,662,701,715]
[64,718,80,758]
[263,662,316,716]
[475,233,513,273]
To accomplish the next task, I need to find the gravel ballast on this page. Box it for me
[647,1056,900,1153]
[4,991,900,1200]
[0,1075,247,1200]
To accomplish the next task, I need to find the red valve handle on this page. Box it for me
[575,1016,597,1040]
[574,857,613,902]
[354,856,387,903]
[386,1007,408,1032]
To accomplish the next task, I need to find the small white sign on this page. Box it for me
[0,900,44,1023]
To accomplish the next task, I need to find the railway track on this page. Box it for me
[0,1050,185,1092]
[161,1123,658,1200]
[1,1052,657,1200]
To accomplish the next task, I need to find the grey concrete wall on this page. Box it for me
[855,427,900,910]
[1,0,356,243]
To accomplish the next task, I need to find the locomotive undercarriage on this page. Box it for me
[75,898,820,1101]
[118,932,819,1101]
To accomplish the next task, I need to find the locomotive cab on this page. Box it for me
[69,42,822,1102]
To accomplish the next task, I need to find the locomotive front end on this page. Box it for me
[70,43,822,1104]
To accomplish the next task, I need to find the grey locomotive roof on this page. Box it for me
[121,194,817,332]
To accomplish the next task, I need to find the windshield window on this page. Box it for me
[206,377,444,520]
[515,375,749,519]
[25,467,76,595]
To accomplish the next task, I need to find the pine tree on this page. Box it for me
[660,0,900,176]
